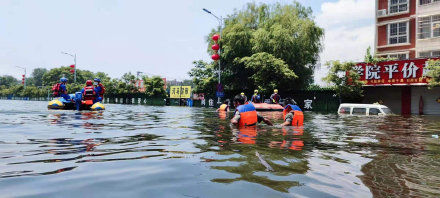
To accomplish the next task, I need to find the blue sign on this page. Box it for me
[216,92,224,98]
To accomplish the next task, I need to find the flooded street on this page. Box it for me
[0,100,439,197]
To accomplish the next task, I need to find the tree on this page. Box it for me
[237,52,297,95]
[142,76,167,98]
[0,75,19,86]
[188,60,217,96]
[426,59,440,88]
[364,46,395,64]
[30,68,48,86]
[201,2,323,95]
[323,61,365,102]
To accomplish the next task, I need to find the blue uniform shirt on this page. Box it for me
[95,86,102,95]
[59,84,70,100]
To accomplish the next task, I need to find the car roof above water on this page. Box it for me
[338,103,389,109]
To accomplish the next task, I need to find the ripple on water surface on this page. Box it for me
[0,100,439,197]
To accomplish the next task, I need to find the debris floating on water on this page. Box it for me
[255,151,274,172]
[432,134,439,139]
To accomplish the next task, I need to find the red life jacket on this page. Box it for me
[98,83,106,96]
[52,83,61,97]
[82,86,96,100]
[236,103,258,127]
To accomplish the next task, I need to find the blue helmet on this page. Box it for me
[60,77,68,83]
[94,78,101,82]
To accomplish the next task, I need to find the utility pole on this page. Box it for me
[16,66,26,88]
[203,8,224,105]
[62,52,77,83]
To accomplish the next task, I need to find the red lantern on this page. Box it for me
[70,69,75,74]
[212,44,219,51]
[70,64,75,68]
[212,34,220,41]
[211,53,220,61]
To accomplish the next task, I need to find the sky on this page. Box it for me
[0,0,375,85]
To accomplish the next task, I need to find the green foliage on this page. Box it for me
[188,60,217,96]
[426,59,440,88]
[195,1,323,96]
[142,76,167,98]
[1,68,167,99]
[29,68,48,86]
[323,61,365,101]
[237,52,297,95]
[364,46,395,64]
[0,75,19,86]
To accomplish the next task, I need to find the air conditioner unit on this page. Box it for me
[377,9,387,17]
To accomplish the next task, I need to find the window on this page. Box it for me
[418,15,440,39]
[420,0,440,5]
[369,108,381,115]
[419,50,440,58]
[352,108,367,115]
[382,108,393,115]
[389,22,408,44]
[388,53,408,60]
[390,0,408,14]
[339,107,351,114]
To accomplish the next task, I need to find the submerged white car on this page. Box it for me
[337,103,393,116]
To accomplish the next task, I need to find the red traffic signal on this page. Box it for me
[70,64,75,68]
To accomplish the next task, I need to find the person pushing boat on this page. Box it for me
[231,94,273,126]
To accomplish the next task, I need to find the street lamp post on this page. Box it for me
[61,52,77,83]
[15,66,26,88]
[203,8,223,104]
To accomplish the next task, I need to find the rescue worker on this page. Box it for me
[81,80,97,105]
[240,92,247,103]
[52,77,70,100]
[217,100,230,112]
[270,89,281,104]
[231,94,273,126]
[93,78,105,102]
[281,100,304,127]
[251,89,261,103]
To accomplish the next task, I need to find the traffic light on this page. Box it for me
[70,64,75,74]
[21,74,25,85]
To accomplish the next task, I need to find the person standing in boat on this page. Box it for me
[251,89,261,103]
[231,94,273,126]
[270,89,281,104]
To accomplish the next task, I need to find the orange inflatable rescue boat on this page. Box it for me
[252,103,284,111]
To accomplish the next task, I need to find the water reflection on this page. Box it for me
[360,116,440,197]
[0,101,439,197]
[194,112,310,193]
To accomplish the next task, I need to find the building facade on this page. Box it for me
[375,0,440,59]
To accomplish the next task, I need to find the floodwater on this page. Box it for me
[0,100,439,198]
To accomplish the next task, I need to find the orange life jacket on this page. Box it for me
[283,105,304,127]
[219,104,228,111]
[236,103,258,127]
[237,126,257,145]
